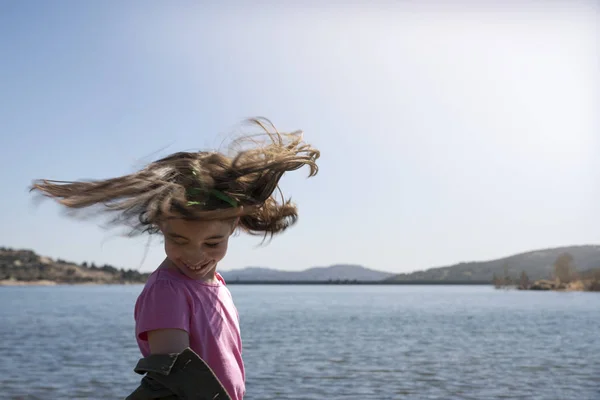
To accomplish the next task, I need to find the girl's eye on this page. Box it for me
[205,242,220,248]
[168,237,188,246]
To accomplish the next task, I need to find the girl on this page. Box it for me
[30,118,320,400]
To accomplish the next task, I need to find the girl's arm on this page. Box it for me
[127,329,232,400]
[126,346,232,400]
[147,329,190,354]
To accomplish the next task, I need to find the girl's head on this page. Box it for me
[158,218,237,280]
[30,118,320,279]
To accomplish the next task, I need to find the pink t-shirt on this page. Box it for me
[134,267,245,400]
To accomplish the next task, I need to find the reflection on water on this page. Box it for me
[1,285,599,399]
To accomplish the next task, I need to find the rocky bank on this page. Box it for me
[0,247,149,285]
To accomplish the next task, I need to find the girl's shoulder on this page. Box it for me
[139,268,191,300]
[135,269,195,320]
[138,267,230,312]
[147,267,184,284]
[140,267,224,300]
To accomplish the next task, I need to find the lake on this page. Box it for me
[1,284,599,399]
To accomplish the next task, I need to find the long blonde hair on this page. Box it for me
[30,118,320,239]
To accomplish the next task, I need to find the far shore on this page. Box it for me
[0,279,58,286]
[523,278,600,293]
[4,279,598,289]
[0,279,142,286]
[2,279,498,286]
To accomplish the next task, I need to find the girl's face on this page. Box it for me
[159,218,236,281]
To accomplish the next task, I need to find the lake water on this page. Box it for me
[1,285,599,400]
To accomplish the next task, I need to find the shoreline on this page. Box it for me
[0,279,492,286]
[0,279,58,286]
[524,278,600,292]
[3,279,598,289]
[0,279,143,286]
[0,279,535,287]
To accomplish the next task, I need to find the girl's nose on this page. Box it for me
[181,248,204,262]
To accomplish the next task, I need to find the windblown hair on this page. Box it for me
[30,118,320,239]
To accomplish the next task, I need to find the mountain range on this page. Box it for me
[387,245,600,282]
[1,244,599,285]
[219,264,394,282]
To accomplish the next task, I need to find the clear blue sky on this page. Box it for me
[1,1,598,273]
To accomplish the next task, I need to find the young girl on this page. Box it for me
[30,118,320,400]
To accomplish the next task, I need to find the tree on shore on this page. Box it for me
[492,263,515,290]
[502,263,512,287]
[518,271,530,290]
[553,252,576,284]
[492,273,502,288]
[589,269,600,292]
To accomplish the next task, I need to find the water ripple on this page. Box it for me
[1,285,599,399]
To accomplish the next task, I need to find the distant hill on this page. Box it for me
[5,245,600,286]
[0,247,149,284]
[0,247,392,284]
[220,264,394,282]
[387,245,600,282]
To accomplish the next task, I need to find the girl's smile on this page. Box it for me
[180,258,214,274]
[181,259,211,270]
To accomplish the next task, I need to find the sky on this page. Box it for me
[0,1,598,274]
